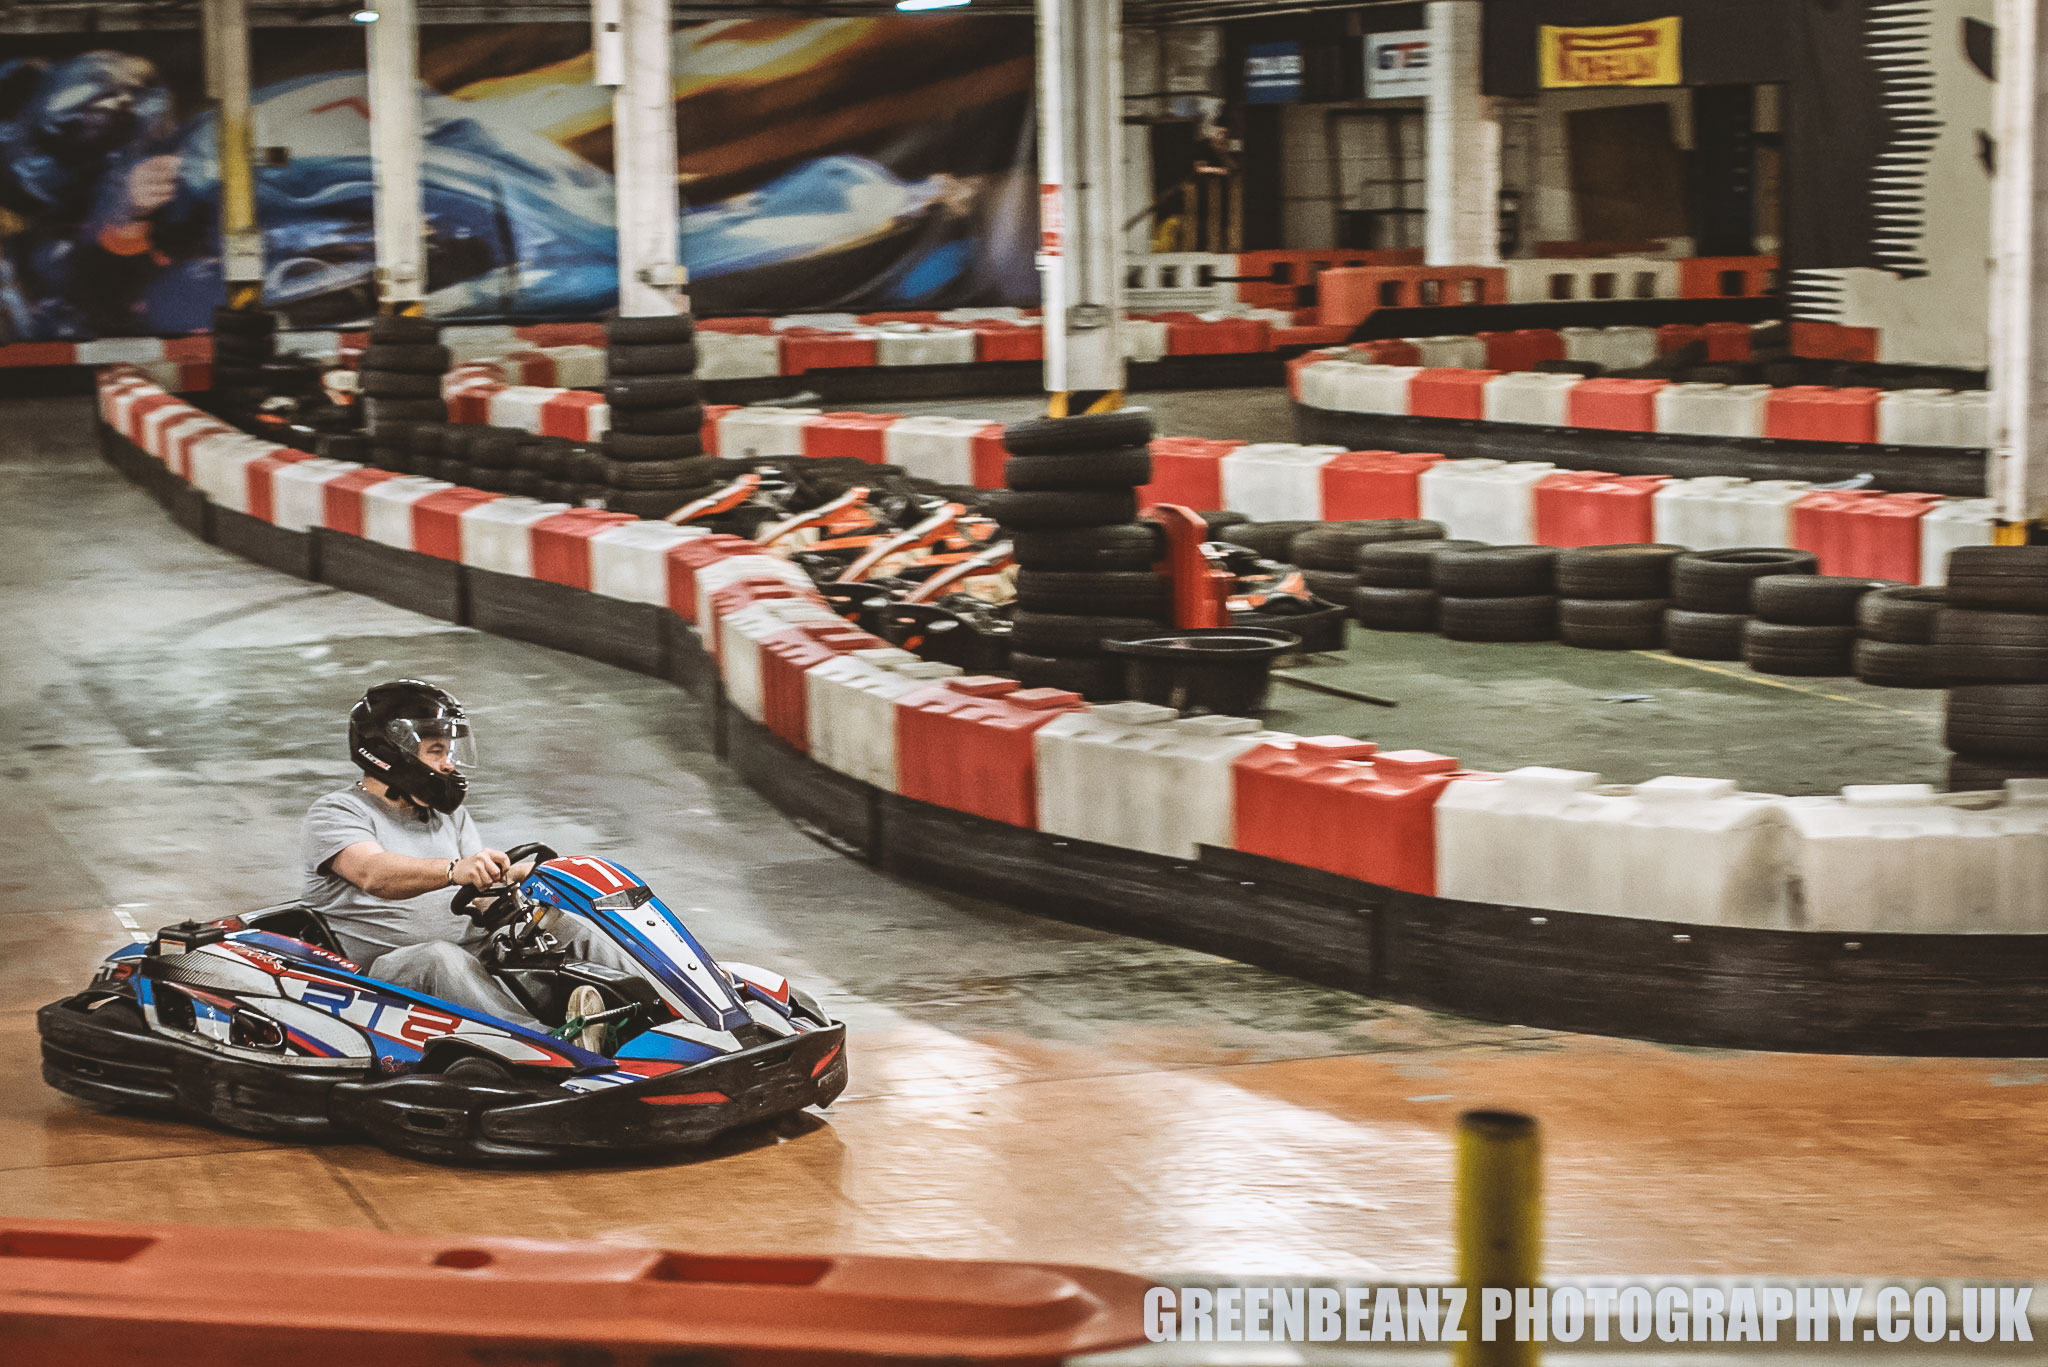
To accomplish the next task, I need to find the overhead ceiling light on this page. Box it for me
[896,0,970,10]
[350,7,379,21]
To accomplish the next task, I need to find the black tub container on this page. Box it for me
[1106,627,1301,716]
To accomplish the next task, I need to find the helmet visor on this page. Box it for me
[384,715,476,771]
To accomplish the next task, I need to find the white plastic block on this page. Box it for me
[546,344,607,389]
[1782,784,2048,932]
[1484,371,1580,426]
[361,476,455,550]
[1408,334,1488,369]
[1503,257,1677,305]
[1436,768,1794,926]
[1877,389,1955,446]
[775,313,864,331]
[1034,704,1283,859]
[718,599,843,722]
[270,457,364,532]
[187,433,278,512]
[1419,458,1557,544]
[883,415,989,484]
[875,326,977,367]
[1559,325,1658,371]
[694,552,817,633]
[1919,498,1999,586]
[1123,320,1170,363]
[717,407,822,460]
[695,331,784,380]
[806,647,963,791]
[1652,476,1813,550]
[1125,252,1238,311]
[938,307,1027,322]
[1219,444,1346,521]
[458,496,571,577]
[485,386,558,434]
[1655,382,1770,439]
[588,520,710,604]
[1318,362,1421,415]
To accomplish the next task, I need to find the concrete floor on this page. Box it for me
[5,392,2047,1281]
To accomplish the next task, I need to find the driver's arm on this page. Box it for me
[329,842,512,899]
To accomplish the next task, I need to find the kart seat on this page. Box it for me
[236,902,349,958]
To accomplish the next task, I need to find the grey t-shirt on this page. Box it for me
[299,785,485,966]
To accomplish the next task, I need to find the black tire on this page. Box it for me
[602,455,723,491]
[211,337,274,366]
[1431,545,1558,597]
[1009,523,1165,571]
[607,402,706,436]
[982,488,1139,531]
[1558,597,1668,650]
[1355,539,1484,589]
[1439,594,1558,642]
[212,308,277,337]
[1664,608,1750,660]
[1219,520,1315,561]
[1004,446,1153,492]
[1852,639,1949,688]
[1303,569,1360,603]
[1352,585,1440,631]
[1199,510,1250,537]
[604,375,702,410]
[1945,684,2048,762]
[1741,620,1856,676]
[602,430,706,462]
[367,315,442,345]
[213,365,264,390]
[1932,608,2048,683]
[407,424,451,458]
[1010,611,1165,656]
[1752,574,1900,627]
[358,343,450,374]
[605,310,697,345]
[1671,547,1820,613]
[1002,410,1156,456]
[1948,754,2048,792]
[508,437,561,473]
[361,396,447,423]
[1292,519,1448,571]
[1014,570,1170,617]
[1009,650,1125,701]
[1944,546,2048,612]
[503,470,544,498]
[422,457,467,485]
[317,433,370,463]
[604,487,693,519]
[1554,544,1686,600]
[357,368,443,399]
[466,430,520,470]
[370,446,412,474]
[1857,585,1948,645]
[606,342,699,376]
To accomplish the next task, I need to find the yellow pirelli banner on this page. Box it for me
[1539,17,1682,88]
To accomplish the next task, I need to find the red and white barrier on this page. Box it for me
[1220,444,1346,521]
[1034,704,1283,859]
[269,458,368,532]
[884,416,999,485]
[1421,459,1557,544]
[589,521,711,604]
[806,649,965,791]
[457,497,572,578]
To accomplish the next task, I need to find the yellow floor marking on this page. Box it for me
[1630,650,1929,717]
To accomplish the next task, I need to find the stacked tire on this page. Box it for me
[1554,544,1684,650]
[600,311,715,519]
[1289,519,1446,607]
[1351,539,1483,631]
[1664,548,1817,660]
[1853,586,1949,688]
[211,306,279,413]
[1742,574,1897,676]
[987,410,1165,701]
[1937,546,2048,789]
[357,316,448,470]
[1431,545,1560,642]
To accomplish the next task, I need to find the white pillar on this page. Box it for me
[1424,0,1501,266]
[1989,0,2048,525]
[599,0,685,318]
[1036,0,1127,403]
[202,0,262,302]
[365,0,426,309]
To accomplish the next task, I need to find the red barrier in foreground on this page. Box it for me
[0,1219,1151,1366]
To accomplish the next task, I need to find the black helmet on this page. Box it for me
[347,680,474,813]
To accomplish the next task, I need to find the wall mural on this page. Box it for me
[0,17,1039,341]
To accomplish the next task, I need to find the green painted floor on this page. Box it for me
[1262,625,1947,796]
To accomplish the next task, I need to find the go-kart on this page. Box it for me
[37,844,848,1163]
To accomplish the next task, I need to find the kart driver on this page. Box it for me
[299,679,638,1054]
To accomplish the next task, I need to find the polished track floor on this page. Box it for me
[3,394,2045,1279]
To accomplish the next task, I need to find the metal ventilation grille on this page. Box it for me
[1866,0,1940,280]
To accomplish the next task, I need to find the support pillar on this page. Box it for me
[202,0,262,310]
[1424,0,1501,267]
[1989,0,2048,529]
[599,0,686,318]
[1035,0,1127,414]
[365,0,427,314]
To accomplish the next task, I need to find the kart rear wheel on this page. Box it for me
[440,1054,514,1083]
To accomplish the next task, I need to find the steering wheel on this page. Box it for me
[450,842,560,926]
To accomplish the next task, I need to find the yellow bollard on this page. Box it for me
[1455,1109,1541,1367]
